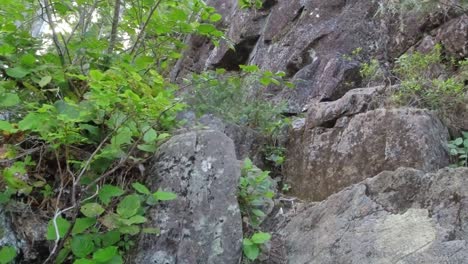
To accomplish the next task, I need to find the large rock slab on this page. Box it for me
[277,167,468,263]
[134,130,242,264]
[284,107,450,201]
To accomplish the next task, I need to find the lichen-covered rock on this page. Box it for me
[284,107,450,201]
[133,130,242,264]
[277,167,468,263]
[178,113,267,167]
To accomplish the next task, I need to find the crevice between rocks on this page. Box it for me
[212,35,260,71]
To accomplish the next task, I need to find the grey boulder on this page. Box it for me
[133,130,242,264]
[278,167,468,264]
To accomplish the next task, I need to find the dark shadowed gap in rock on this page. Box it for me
[319,98,334,102]
[212,35,260,71]
[292,6,305,22]
[320,118,338,128]
[328,65,364,101]
[285,34,328,78]
[260,0,278,10]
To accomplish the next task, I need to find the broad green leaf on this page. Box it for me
[71,235,95,258]
[242,241,259,261]
[252,209,266,217]
[56,248,71,264]
[169,9,188,21]
[92,246,118,263]
[81,203,105,218]
[18,112,48,131]
[100,213,120,230]
[251,232,271,244]
[210,13,222,22]
[111,127,132,146]
[117,194,140,218]
[239,65,259,73]
[137,144,157,153]
[118,225,140,235]
[143,128,157,143]
[132,182,150,195]
[46,217,71,240]
[101,231,121,247]
[99,185,125,205]
[120,215,147,225]
[54,101,81,119]
[197,24,217,34]
[0,121,17,133]
[89,70,104,81]
[0,246,16,264]
[6,67,30,79]
[153,190,177,201]
[0,93,20,107]
[38,76,52,88]
[72,217,97,235]
[454,138,463,146]
[20,54,36,67]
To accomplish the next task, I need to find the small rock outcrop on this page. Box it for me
[0,208,20,262]
[285,104,450,201]
[277,167,468,263]
[134,130,242,264]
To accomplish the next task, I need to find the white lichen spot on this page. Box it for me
[201,160,212,172]
[201,157,216,172]
[209,237,224,258]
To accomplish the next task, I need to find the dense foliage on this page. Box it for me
[0,0,225,262]
[184,65,292,136]
[393,45,467,115]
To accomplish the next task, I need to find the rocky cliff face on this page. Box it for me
[152,0,467,263]
[3,0,467,263]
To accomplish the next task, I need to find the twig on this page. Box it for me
[129,0,163,58]
[40,0,66,66]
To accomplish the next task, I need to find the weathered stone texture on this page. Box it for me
[277,167,468,264]
[285,107,450,201]
[134,130,242,264]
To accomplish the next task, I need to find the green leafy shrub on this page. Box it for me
[184,65,292,135]
[263,145,286,167]
[392,45,467,114]
[238,158,275,227]
[360,59,384,84]
[242,232,271,261]
[448,132,468,167]
[46,182,176,263]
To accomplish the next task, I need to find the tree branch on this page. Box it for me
[106,0,122,64]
